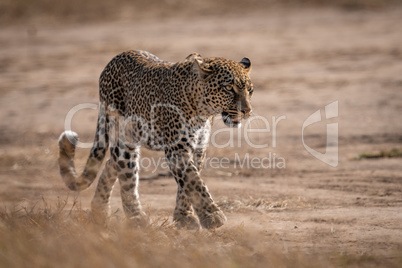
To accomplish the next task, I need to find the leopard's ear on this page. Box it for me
[239,57,251,72]
[193,57,214,80]
[185,52,202,61]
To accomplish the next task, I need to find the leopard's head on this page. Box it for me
[193,55,253,127]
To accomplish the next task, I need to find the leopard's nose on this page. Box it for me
[242,108,252,116]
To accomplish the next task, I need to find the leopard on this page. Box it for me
[58,50,253,229]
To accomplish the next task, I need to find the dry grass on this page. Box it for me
[0,198,400,268]
[356,148,402,159]
[218,196,311,212]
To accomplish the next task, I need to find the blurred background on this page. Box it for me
[1,0,401,144]
[2,0,400,25]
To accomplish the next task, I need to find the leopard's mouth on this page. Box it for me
[221,111,243,128]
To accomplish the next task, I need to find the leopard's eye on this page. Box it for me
[223,85,234,92]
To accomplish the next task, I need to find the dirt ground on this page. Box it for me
[0,2,402,265]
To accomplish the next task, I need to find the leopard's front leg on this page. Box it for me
[173,185,200,229]
[165,149,226,229]
[193,122,211,173]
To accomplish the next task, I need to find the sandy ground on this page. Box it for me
[1,6,402,259]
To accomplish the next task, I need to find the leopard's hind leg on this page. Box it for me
[113,145,147,226]
[91,159,118,222]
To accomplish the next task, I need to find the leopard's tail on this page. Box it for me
[58,104,109,191]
